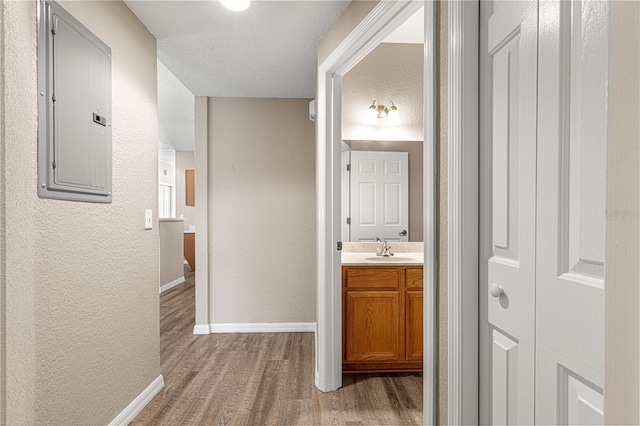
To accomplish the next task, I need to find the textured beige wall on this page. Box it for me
[318,0,380,65]
[158,161,175,186]
[160,221,185,287]
[318,0,449,421]
[342,43,424,141]
[2,1,37,423]
[2,1,161,424]
[208,98,316,324]
[176,151,196,231]
[347,140,423,242]
[0,2,5,421]
[605,1,640,424]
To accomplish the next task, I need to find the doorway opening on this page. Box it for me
[315,0,436,423]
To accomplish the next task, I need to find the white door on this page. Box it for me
[158,184,172,218]
[350,151,409,242]
[534,0,607,423]
[482,0,607,424]
[483,1,538,423]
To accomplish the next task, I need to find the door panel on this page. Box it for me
[491,329,519,425]
[350,151,409,242]
[485,2,538,424]
[535,0,607,423]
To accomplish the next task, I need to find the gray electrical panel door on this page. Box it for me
[38,0,112,203]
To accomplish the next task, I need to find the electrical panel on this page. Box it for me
[38,0,112,203]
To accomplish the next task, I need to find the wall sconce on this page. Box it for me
[366,100,400,125]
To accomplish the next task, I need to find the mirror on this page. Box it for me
[340,8,424,242]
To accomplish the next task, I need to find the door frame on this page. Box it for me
[315,0,437,423]
[447,0,479,424]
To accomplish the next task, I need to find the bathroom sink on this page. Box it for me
[364,256,417,262]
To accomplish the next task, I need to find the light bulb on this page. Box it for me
[220,0,251,12]
[387,105,400,125]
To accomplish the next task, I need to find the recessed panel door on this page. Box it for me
[535,0,607,422]
[350,151,409,242]
[484,1,538,424]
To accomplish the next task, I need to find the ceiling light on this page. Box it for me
[219,0,251,12]
[366,100,400,125]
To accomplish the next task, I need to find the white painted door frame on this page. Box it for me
[447,1,479,424]
[315,0,438,423]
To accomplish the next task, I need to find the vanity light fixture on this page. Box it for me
[366,100,400,125]
[219,0,251,12]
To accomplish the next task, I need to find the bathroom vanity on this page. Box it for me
[341,253,423,373]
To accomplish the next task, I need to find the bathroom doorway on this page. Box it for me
[315,0,436,422]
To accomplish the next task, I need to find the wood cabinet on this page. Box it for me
[184,233,195,270]
[185,169,195,206]
[342,265,423,373]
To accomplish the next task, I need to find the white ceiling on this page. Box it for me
[158,60,195,151]
[125,0,350,99]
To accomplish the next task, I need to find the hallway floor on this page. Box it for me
[132,266,423,425]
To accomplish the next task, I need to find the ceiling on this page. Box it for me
[125,0,350,99]
[128,1,421,152]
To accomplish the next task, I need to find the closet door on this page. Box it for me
[483,2,538,424]
[535,0,607,423]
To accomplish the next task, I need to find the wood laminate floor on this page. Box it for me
[132,266,423,425]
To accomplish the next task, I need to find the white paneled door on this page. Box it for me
[482,0,607,424]
[535,0,607,423]
[350,151,409,242]
[485,1,538,423]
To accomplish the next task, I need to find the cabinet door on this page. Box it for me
[406,291,423,361]
[185,169,195,206]
[345,291,400,362]
[184,233,195,270]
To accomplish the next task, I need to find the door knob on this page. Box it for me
[399,230,407,236]
[490,282,504,298]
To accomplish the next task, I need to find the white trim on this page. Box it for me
[422,3,437,425]
[448,1,479,424]
[159,276,185,294]
[108,375,164,426]
[316,1,435,424]
[194,97,209,331]
[209,322,316,333]
[193,324,210,335]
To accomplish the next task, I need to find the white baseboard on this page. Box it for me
[193,324,210,335]
[109,375,164,426]
[209,322,316,333]
[159,276,185,293]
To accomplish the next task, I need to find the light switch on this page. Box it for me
[145,209,153,230]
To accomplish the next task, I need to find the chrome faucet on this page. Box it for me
[375,238,394,257]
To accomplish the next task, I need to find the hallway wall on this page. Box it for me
[605,0,640,423]
[1,1,160,424]
[208,98,316,324]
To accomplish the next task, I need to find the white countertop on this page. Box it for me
[159,218,184,222]
[341,252,424,266]
[184,230,195,234]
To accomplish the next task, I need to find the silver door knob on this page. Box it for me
[490,282,504,298]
